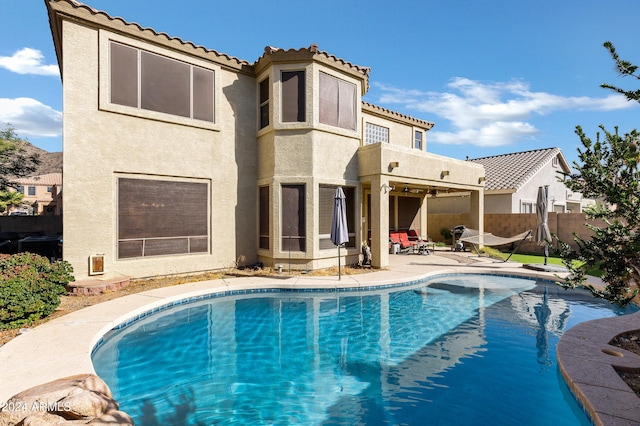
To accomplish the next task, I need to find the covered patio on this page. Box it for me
[358,142,486,269]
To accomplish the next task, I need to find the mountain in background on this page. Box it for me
[19,141,63,175]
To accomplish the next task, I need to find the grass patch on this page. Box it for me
[479,248,603,277]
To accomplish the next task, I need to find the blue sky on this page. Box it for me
[1,0,638,165]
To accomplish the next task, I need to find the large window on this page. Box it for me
[365,122,389,145]
[281,184,306,251]
[281,71,305,122]
[117,177,209,259]
[110,41,214,122]
[319,72,356,130]
[319,185,356,249]
[259,186,270,249]
[259,78,270,129]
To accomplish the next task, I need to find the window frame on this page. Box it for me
[281,70,306,123]
[318,185,356,249]
[414,130,423,150]
[319,72,357,131]
[281,184,306,252]
[116,175,211,260]
[259,185,270,250]
[520,201,535,214]
[259,77,270,129]
[99,30,220,131]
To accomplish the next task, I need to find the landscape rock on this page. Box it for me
[0,374,132,426]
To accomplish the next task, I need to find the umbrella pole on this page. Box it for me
[338,245,341,280]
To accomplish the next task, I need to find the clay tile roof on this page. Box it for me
[258,44,370,77]
[361,102,435,129]
[15,173,62,186]
[469,147,569,191]
[48,0,251,68]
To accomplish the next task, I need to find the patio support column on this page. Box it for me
[469,188,484,246]
[370,175,389,269]
[420,195,428,240]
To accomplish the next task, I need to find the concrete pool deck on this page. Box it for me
[1,251,638,425]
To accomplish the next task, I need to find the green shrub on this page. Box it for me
[0,253,74,330]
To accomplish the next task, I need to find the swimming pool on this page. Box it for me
[92,274,637,425]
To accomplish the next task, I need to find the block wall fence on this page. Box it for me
[428,213,602,254]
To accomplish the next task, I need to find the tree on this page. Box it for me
[0,191,24,214]
[558,42,640,306]
[0,123,40,192]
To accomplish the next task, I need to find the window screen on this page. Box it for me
[118,178,209,259]
[109,41,214,123]
[319,185,356,249]
[259,78,270,129]
[319,72,356,130]
[397,196,421,230]
[281,184,305,251]
[110,42,138,108]
[281,71,305,122]
[141,51,190,118]
[259,186,270,249]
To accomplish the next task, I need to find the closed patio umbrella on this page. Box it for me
[535,186,552,265]
[331,187,349,280]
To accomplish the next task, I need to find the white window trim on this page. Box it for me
[520,200,535,213]
[99,30,221,131]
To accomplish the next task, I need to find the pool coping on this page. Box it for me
[556,311,640,426]
[1,256,638,425]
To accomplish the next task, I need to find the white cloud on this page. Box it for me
[0,48,59,76]
[373,78,635,147]
[0,97,62,138]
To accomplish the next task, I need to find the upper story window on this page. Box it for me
[110,41,214,122]
[281,71,305,122]
[16,186,24,194]
[414,130,423,150]
[28,186,36,196]
[319,72,356,131]
[365,123,389,145]
[47,186,53,193]
[259,78,270,129]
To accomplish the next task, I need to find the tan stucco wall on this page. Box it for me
[61,21,257,280]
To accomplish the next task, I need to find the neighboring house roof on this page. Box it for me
[15,173,62,187]
[469,148,570,192]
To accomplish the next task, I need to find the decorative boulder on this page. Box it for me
[0,374,132,426]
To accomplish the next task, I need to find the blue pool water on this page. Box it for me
[92,274,637,425]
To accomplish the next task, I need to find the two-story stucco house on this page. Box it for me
[46,0,485,280]
[10,173,62,216]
